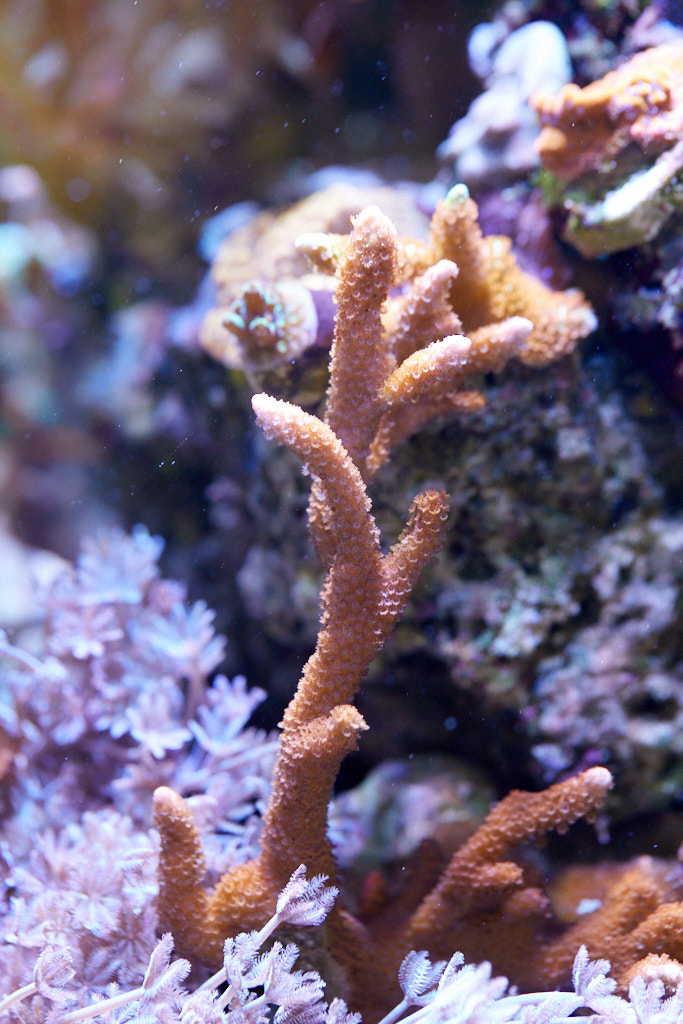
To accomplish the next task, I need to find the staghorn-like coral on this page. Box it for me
[201,182,595,399]
[211,216,683,816]
[153,200,683,1019]
[204,184,683,813]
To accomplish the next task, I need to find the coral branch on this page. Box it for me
[153,787,214,960]
[385,259,462,365]
[259,706,368,883]
[538,857,683,989]
[324,205,397,472]
[428,186,596,367]
[252,393,378,567]
[404,767,614,951]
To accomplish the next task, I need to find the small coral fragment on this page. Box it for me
[202,279,318,371]
[539,854,683,991]
[199,183,430,391]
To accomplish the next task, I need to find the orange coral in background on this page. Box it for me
[423,186,596,367]
[532,41,683,183]
[202,183,596,394]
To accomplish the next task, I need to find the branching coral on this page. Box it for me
[540,853,683,991]
[155,205,455,985]
[420,185,596,368]
[152,199,626,1019]
[201,183,596,394]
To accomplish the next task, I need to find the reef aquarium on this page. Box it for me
[0,2,683,1022]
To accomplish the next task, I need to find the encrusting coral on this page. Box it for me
[531,41,683,256]
[532,42,683,185]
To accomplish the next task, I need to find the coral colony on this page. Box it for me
[532,40,683,256]
[2,183,683,1024]
[3,15,683,1024]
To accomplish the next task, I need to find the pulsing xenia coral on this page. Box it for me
[0,867,358,1024]
[0,524,277,827]
[0,525,278,1006]
[4,862,682,1024]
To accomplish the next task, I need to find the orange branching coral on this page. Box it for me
[202,183,596,391]
[621,953,683,992]
[423,186,596,368]
[155,763,618,1019]
[532,41,683,183]
[155,202,609,1019]
[301,185,596,381]
[537,852,683,991]
[155,204,454,977]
